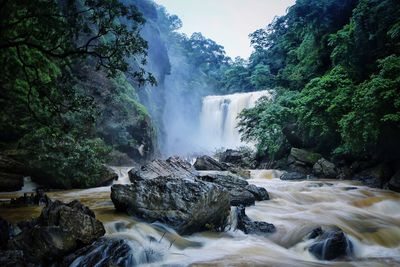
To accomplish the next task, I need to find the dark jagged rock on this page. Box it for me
[39,200,105,244]
[280,172,307,181]
[218,149,255,168]
[245,184,269,201]
[229,188,256,206]
[234,206,276,235]
[128,156,198,181]
[353,163,393,188]
[194,155,227,171]
[111,176,230,235]
[3,199,105,265]
[0,172,23,192]
[388,170,400,192]
[9,189,49,207]
[0,250,25,267]
[313,158,338,178]
[0,218,9,249]
[8,225,77,263]
[63,238,146,267]
[308,227,353,260]
[197,172,269,206]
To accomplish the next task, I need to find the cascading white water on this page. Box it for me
[199,90,271,152]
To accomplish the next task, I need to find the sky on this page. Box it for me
[154,0,296,59]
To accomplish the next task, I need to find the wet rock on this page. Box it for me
[129,156,198,181]
[9,189,49,207]
[39,200,105,244]
[388,170,400,192]
[245,184,269,201]
[0,218,9,249]
[234,206,275,235]
[8,225,77,263]
[63,238,140,267]
[289,148,322,166]
[0,250,25,267]
[229,188,255,206]
[280,172,307,181]
[313,158,338,178]
[308,228,353,260]
[218,148,255,168]
[353,163,393,188]
[0,172,23,192]
[111,176,230,235]
[194,155,227,171]
[197,172,267,206]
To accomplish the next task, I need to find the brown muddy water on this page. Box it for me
[1,168,399,266]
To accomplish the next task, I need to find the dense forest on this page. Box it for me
[1,0,400,189]
[237,0,400,169]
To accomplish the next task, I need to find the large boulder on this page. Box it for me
[129,156,198,181]
[234,206,276,235]
[4,199,105,265]
[388,170,400,192]
[218,148,255,168]
[308,227,353,260]
[313,158,338,178]
[8,225,78,263]
[289,148,322,167]
[194,155,227,171]
[111,176,230,235]
[353,163,393,188]
[197,172,269,206]
[39,200,105,244]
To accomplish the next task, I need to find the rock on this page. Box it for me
[63,238,146,267]
[353,163,393,188]
[8,225,77,263]
[290,148,322,166]
[0,172,23,192]
[218,148,255,168]
[245,184,269,201]
[308,228,353,260]
[0,218,9,249]
[4,199,105,264]
[111,176,230,235]
[9,189,49,207]
[280,172,307,181]
[197,172,269,206]
[39,200,105,244]
[129,156,197,181]
[234,206,275,235]
[313,158,338,178]
[229,188,256,206]
[229,167,251,179]
[0,250,25,267]
[388,170,400,192]
[194,155,227,171]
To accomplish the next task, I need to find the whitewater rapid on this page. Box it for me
[1,168,399,266]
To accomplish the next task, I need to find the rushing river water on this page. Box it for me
[1,168,400,266]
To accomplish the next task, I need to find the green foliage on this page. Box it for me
[238,90,298,158]
[0,0,156,187]
[238,0,400,161]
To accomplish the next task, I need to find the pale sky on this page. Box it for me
[154,0,296,59]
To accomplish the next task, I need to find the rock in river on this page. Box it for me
[234,205,276,235]
[129,156,198,181]
[194,155,227,171]
[111,176,231,235]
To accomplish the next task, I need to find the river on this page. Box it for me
[1,168,400,266]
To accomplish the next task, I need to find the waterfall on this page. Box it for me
[199,90,271,152]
